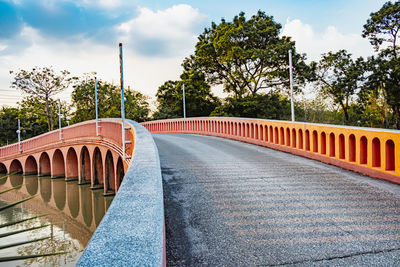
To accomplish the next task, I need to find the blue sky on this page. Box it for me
[0,0,388,106]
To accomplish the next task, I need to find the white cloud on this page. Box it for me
[281,18,375,61]
[117,4,206,57]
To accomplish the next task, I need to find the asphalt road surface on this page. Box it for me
[154,133,400,266]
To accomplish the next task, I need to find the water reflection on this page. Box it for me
[10,174,23,187]
[53,179,66,211]
[40,177,51,203]
[25,175,38,196]
[0,174,114,266]
[80,185,92,227]
[67,181,79,218]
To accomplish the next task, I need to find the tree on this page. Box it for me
[10,67,75,131]
[210,93,292,120]
[362,1,400,56]
[191,11,312,99]
[18,96,70,132]
[314,50,365,122]
[0,107,19,146]
[71,77,150,124]
[363,50,400,128]
[153,70,220,119]
[362,1,400,128]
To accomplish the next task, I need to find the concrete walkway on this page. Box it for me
[154,133,400,266]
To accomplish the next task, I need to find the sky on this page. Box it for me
[0,0,389,107]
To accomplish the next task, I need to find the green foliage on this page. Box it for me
[191,11,313,98]
[315,50,366,121]
[362,1,400,54]
[210,93,291,120]
[153,70,220,119]
[362,1,400,129]
[71,77,150,124]
[0,107,19,146]
[10,67,75,131]
[363,48,400,128]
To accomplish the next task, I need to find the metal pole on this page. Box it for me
[17,119,21,152]
[183,84,186,118]
[289,49,295,122]
[58,100,62,140]
[95,77,99,136]
[119,43,126,160]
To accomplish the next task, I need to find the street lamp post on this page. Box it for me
[288,49,295,122]
[182,84,186,118]
[119,43,126,160]
[95,77,99,136]
[58,100,62,140]
[16,119,21,152]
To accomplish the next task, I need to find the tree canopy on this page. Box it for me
[362,1,400,55]
[191,11,312,99]
[153,69,220,119]
[71,77,150,124]
[314,50,366,121]
[10,67,75,131]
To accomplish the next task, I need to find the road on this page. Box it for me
[154,133,400,266]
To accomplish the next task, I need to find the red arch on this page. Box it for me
[66,147,79,180]
[360,136,368,164]
[80,146,91,183]
[10,159,23,174]
[24,155,38,175]
[116,156,124,190]
[39,152,51,176]
[386,140,395,171]
[349,134,356,162]
[321,132,326,155]
[52,149,65,178]
[0,162,6,174]
[105,150,115,193]
[92,147,104,186]
[372,138,381,168]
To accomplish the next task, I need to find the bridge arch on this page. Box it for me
[24,155,38,175]
[10,159,23,174]
[39,152,51,176]
[80,146,91,183]
[105,150,115,192]
[66,147,78,180]
[0,162,7,174]
[92,147,104,186]
[52,149,65,178]
[116,156,124,189]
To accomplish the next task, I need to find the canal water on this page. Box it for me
[0,173,113,266]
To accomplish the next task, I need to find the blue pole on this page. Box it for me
[119,43,126,159]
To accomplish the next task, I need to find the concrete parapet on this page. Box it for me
[77,120,165,266]
[142,117,400,184]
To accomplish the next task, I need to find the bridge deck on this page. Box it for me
[154,133,400,266]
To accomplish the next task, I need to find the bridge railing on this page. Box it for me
[142,117,400,184]
[0,119,127,160]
